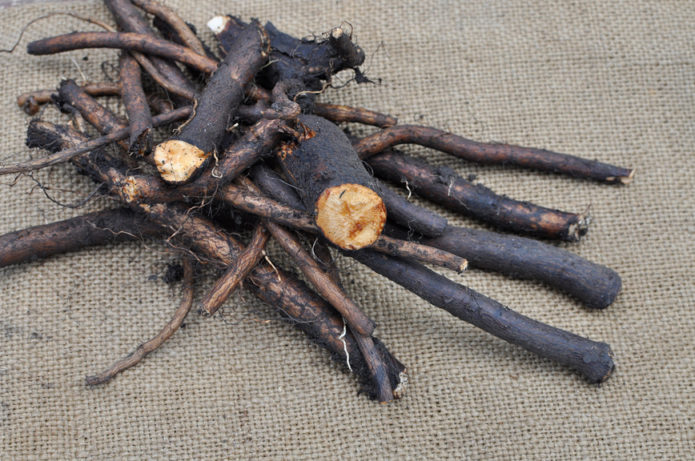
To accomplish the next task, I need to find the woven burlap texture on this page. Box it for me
[1,0,693,458]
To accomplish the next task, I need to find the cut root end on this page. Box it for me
[153,139,209,184]
[207,15,230,34]
[315,183,386,250]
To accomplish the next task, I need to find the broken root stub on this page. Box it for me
[57,79,129,152]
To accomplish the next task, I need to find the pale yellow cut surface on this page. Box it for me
[315,183,386,250]
[153,140,209,184]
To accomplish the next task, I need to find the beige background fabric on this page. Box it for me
[1,0,693,458]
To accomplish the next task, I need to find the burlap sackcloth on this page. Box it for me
[0,0,693,458]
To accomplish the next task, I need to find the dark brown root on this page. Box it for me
[354,125,634,184]
[350,330,394,402]
[251,164,306,210]
[312,103,397,128]
[371,235,467,272]
[351,250,615,383]
[146,202,405,400]
[147,93,174,114]
[17,82,120,115]
[421,225,622,309]
[85,258,194,385]
[253,158,616,382]
[246,84,272,103]
[199,223,269,315]
[14,10,629,398]
[161,118,286,198]
[57,79,129,151]
[26,121,406,400]
[8,107,190,176]
[235,81,302,122]
[104,0,197,96]
[27,32,218,74]
[311,240,342,287]
[375,182,448,237]
[240,177,376,337]
[368,149,590,241]
[130,0,207,57]
[130,51,196,101]
[119,52,153,155]
[261,157,618,308]
[214,182,457,271]
[262,219,376,337]
[286,221,395,402]
[197,119,286,186]
[210,16,365,108]
[0,208,161,268]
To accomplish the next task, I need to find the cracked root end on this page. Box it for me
[315,184,386,250]
[620,169,636,185]
[153,139,210,184]
[599,362,616,383]
[606,168,635,185]
[392,369,408,400]
[577,210,591,236]
[566,208,592,241]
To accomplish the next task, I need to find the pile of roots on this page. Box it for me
[1,0,633,402]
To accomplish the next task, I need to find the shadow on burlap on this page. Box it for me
[0,1,693,458]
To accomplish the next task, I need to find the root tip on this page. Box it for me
[84,375,105,386]
[620,169,636,185]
